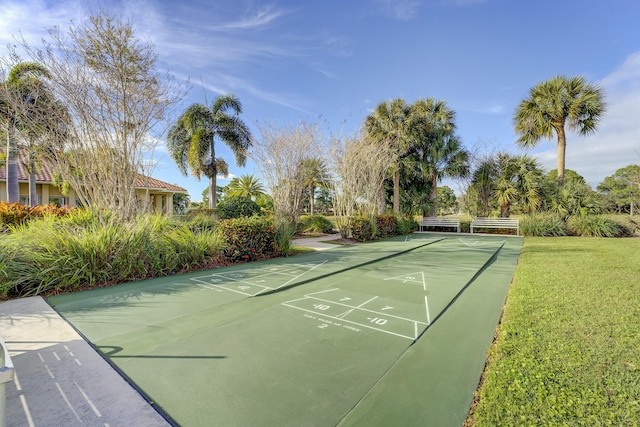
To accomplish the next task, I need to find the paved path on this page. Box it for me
[0,296,169,427]
[292,234,342,251]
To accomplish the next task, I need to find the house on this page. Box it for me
[0,159,187,215]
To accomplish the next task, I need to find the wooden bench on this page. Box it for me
[470,217,519,235]
[420,217,461,233]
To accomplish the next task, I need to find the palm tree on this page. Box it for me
[469,158,497,217]
[514,75,605,185]
[0,62,50,203]
[225,174,266,200]
[407,99,468,216]
[364,98,412,214]
[167,94,251,209]
[493,154,543,217]
[470,153,543,217]
[301,157,331,215]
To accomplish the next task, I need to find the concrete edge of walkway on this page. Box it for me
[0,296,170,427]
[292,234,343,251]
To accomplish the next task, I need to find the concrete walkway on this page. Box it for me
[0,296,169,427]
[292,234,343,251]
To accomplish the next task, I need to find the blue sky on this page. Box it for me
[2,0,640,201]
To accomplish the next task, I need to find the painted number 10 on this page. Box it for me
[369,317,387,325]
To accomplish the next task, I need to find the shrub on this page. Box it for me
[605,214,640,237]
[375,214,397,238]
[567,215,626,237]
[275,221,295,256]
[460,219,471,233]
[297,215,334,234]
[184,211,218,233]
[350,216,374,242]
[520,214,567,236]
[0,214,223,298]
[397,217,419,235]
[0,202,73,231]
[216,196,262,220]
[217,216,277,262]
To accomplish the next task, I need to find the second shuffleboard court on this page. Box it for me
[280,237,505,341]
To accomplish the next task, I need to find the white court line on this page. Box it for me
[281,303,416,340]
[304,288,340,297]
[357,296,377,308]
[425,295,431,325]
[292,295,428,324]
[271,260,329,291]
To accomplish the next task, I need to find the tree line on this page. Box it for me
[5,9,634,235]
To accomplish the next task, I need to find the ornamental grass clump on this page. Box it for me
[519,214,567,236]
[297,215,334,234]
[567,215,627,237]
[0,212,223,298]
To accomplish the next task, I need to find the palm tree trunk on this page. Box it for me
[209,175,217,209]
[556,124,567,185]
[430,174,438,217]
[393,169,400,214]
[6,125,19,204]
[500,202,510,218]
[309,185,315,216]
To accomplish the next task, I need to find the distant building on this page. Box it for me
[0,159,187,215]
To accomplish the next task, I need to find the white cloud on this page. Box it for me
[375,0,421,20]
[217,5,290,31]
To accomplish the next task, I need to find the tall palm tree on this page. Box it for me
[407,99,468,216]
[167,94,251,209]
[410,128,469,216]
[364,98,412,214]
[225,174,266,200]
[0,62,50,203]
[301,157,330,215]
[514,75,605,185]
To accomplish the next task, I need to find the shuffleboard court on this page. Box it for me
[49,234,522,426]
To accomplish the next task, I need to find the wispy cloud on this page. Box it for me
[374,0,421,20]
[217,5,290,31]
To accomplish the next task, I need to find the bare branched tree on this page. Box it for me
[325,133,395,238]
[251,120,320,230]
[9,11,185,221]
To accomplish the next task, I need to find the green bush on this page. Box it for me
[605,214,640,237]
[0,214,223,298]
[375,214,398,238]
[520,214,567,236]
[460,219,471,233]
[567,215,626,237]
[275,221,295,256]
[217,216,276,262]
[184,211,218,233]
[350,216,374,242]
[397,217,419,235]
[298,215,334,234]
[216,196,262,219]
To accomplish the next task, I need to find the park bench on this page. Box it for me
[470,217,519,235]
[420,217,461,233]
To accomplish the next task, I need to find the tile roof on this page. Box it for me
[0,156,187,193]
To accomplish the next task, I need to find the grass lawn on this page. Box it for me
[468,237,640,426]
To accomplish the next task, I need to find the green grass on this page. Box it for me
[469,237,640,426]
